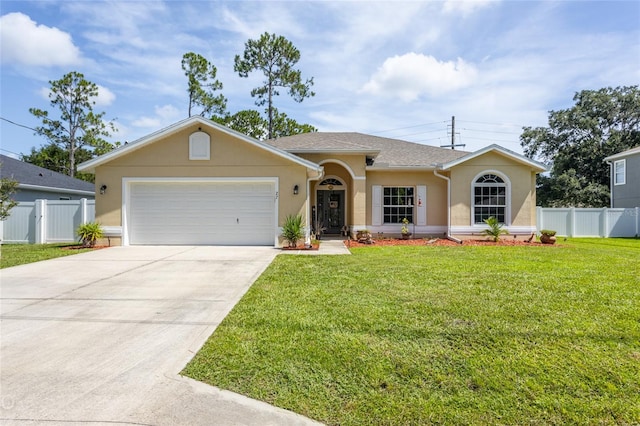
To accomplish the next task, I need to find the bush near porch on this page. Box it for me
[183,238,640,425]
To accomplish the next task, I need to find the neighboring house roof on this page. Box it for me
[440,144,548,172]
[0,154,95,195]
[267,132,469,168]
[603,145,640,161]
[77,115,323,173]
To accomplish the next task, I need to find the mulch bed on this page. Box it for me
[60,245,110,250]
[346,238,555,248]
[282,244,320,251]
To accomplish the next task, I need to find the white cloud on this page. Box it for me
[442,0,498,16]
[361,53,478,101]
[131,105,181,129]
[0,12,81,67]
[95,85,116,106]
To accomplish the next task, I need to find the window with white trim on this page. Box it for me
[383,187,414,224]
[614,159,625,185]
[473,174,506,224]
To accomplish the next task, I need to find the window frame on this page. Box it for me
[471,171,510,225]
[382,186,415,224]
[189,131,211,161]
[614,159,626,185]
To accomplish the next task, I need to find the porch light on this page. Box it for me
[100,184,107,195]
[293,184,299,195]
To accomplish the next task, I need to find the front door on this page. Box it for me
[316,190,345,234]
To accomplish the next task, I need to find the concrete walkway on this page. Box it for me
[0,246,322,425]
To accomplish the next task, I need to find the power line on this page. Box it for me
[369,120,448,134]
[459,127,522,135]
[0,116,38,132]
[456,119,526,128]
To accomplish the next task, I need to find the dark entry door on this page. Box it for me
[317,190,345,234]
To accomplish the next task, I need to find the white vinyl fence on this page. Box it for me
[1,199,95,244]
[537,207,640,238]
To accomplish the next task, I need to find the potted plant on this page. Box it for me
[539,229,557,245]
[400,217,411,239]
[356,229,372,243]
[482,216,509,242]
[77,222,104,248]
[282,214,305,248]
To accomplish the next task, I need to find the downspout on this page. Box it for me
[605,160,613,208]
[433,168,461,244]
[306,167,324,245]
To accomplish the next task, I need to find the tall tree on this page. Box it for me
[214,107,317,141]
[20,143,112,183]
[234,32,315,139]
[521,86,640,207]
[182,52,227,117]
[29,71,116,178]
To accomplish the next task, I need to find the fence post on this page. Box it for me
[636,207,640,237]
[536,206,542,232]
[34,199,46,244]
[80,198,88,224]
[603,207,608,238]
[570,207,575,237]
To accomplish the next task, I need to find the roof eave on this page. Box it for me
[366,165,437,171]
[18,183,95,196]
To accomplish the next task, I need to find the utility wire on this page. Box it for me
[0,116,38,132]
[459,127,522,135]
[456,119,526,128]
[369,120,448,134]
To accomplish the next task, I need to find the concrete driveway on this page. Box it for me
[0,246,321,425]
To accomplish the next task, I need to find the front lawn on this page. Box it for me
[0,243,95,269]
[183,239,640,425]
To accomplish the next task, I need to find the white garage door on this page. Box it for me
[127,180,276,245]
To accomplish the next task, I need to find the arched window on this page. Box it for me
[473,173,507,224]
[319,178,343,186]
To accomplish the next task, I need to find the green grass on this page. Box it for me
[0,243,94,269]
[184,238,640,425]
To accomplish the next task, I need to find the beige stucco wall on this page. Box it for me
[366,171,449,227]
[449,151,537,228]
[94,124,311,233]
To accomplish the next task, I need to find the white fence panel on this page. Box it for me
[537,207,639,237]
[1,199,95,244]
[607,209,638,237]
[537,208,572,236]
[46,200,83,242]
[2,203,36,243]
[574,209,604,237]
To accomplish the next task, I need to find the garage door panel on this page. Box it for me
[128,181,276,245]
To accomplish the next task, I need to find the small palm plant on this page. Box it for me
[282,214,304,248]
[482,216,509,242]
[77,222,104,248]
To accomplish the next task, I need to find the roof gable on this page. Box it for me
[0,154,95,194]
[603,145,640,161]
[440,144,547,172]
[77,116,322,173]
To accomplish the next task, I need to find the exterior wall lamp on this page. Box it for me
[293,184,299,195]
[100,184,107,195]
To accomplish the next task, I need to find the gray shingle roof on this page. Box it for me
[0,154,95,192]
[266,132,469,167]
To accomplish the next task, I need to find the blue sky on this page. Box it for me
[1,0,639,159]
